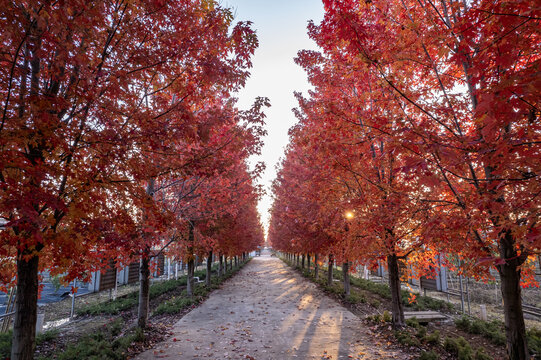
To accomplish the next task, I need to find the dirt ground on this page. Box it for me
[135,254,413,360]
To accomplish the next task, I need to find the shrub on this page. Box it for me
[444,336,460,354]
[58,331,135,360]
[425,330,440,345]
[383,310,392,323]
[0,330,12,359]
[416,326,427,339]
[474,347,493,360]
[444,336,474,360]
[402,290,453,312]
[394,330,421,347]
[78,295,137,315]
[455,315,472,331]
[346,292,366,304]
[454,316,506,346]
[153,296,195,315]
[406,317,420,329]
[350,277,391,299]
[36,328,60,345]
[418,350,439,360]
[527,327,541,357]
[367,314,382,323]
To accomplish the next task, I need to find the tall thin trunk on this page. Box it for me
[137,250,151,329]
[498,232,529,360]
[186,258,195,296]
[301,254,305,269]
[307,254,311,271]
[327,254,334,286]
[186,222,195,296]
[315,254,319,279]
[387,253,405,327]
[343,261,350,296]
[229,257,233,270]
[11,252,39,360]
[234,256,238,268]
[218,254,223,276]
[138,178,155,329]
[224,257,228,272]
[206,251,212,287]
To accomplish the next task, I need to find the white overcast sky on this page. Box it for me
[224,0,324,234]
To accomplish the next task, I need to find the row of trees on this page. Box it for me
[0,1,266,359]
[269,1,539,359]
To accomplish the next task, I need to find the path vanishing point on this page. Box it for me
[135,253,411,360]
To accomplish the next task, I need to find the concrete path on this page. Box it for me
[135,255,411,360]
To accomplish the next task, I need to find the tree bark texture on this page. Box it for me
[327,254,334,286]
[498,232,529,360]
[206,251,213,287]
[186,258,195,296]
[11,252,39,360]
[387,254,405,327]
[138,178,155,329]
[218,254,223,276]
[301,254,305,269]
[315,254,319,279]
[343,261,350,296]
[137,252,151,329]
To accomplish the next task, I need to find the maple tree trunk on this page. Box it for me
[218,254,223,276]
[11,251,39,360]
[229,257,233,270]
[498,233,529,360]
[234,256,238,268]
[343,261,350,296]
[138,252,151,329]
[387,254,405,328]
[301,254,305,269]
[307,254,311,271]
[187,258,195,296]
[206,251,212,287]
[315,254,319,279]
[327,254,334,286]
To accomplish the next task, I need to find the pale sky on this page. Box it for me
[224,0,324,234]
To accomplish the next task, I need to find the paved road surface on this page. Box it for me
[135,255,410,360]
